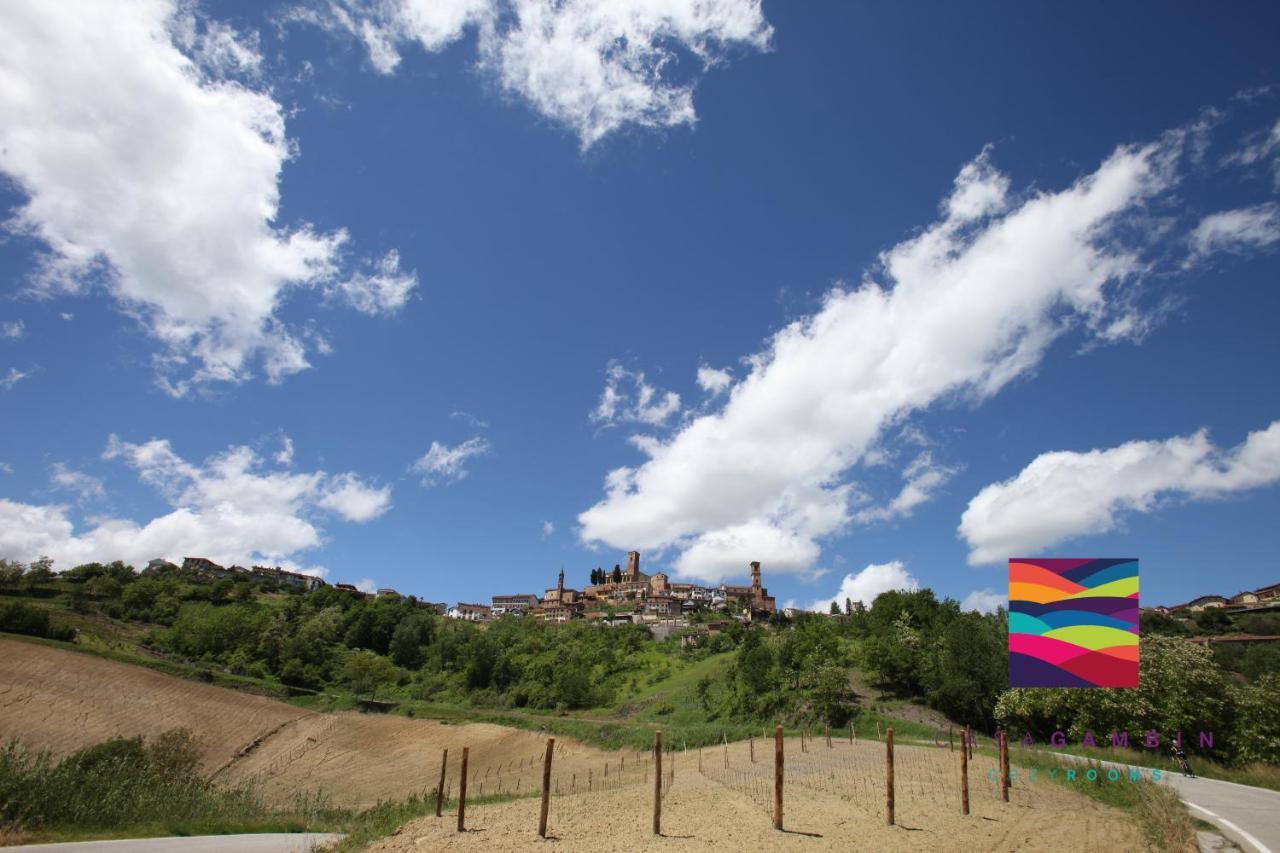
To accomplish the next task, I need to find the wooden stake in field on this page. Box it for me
[849,721,854,743]
[885,727,895,826]
[457,747,470,833]
[999,730,1010,803]
[653,731,663,836]
[723,732,729,769]
[435,748,448,817]
[825,723,832,748]
[960,726,970,816]
[949,726,954,752]
[538,737,554,838]
[698,747,702,773]
[773,725,784,831]
[750,737,755,763]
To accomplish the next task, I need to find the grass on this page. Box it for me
[328,790,527,853]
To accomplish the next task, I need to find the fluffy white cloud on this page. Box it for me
[0,436,391,569]
[0,0,415,394]
[960,588,1004,614]
[1,368,30,391]
[274,435,296,467]
[355,577,378,594]
[1,321,23,340]
[580,134,1187,582]
[809,561,919,613]
[411,437,491,486]
[49,464,105,501]
[542,519,555,537]
[312,0,771,148]
[1224,118,1280,188]
[1189,202,1280,260]
[591,362,680,427]
[959,419,1280,565]
[696,364,733,396]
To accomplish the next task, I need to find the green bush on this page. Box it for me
[0,601,75,642]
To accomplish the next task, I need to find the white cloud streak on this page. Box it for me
[0,0,415,395]
[411,436,491,486]
[960,588,1004,614]
[696,364,733,396]
[1189,202,1280,260]
[1,321,24,340]
[579,134,1188,583]
[49,463,105,501]
[1,368,31,391]
[959,420,1280,565]
[591,362,680,427]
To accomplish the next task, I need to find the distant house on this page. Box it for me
[1184,595,1227,612]
[416,600,448,615]
[251,565,326,591]
[1255,583,1280,602]
[448,603,491,621]
[376,588,400,598]
[491,594,539,616]
[334,583,369,597]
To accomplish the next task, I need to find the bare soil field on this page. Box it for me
[371,737,1153,852]
[0,638,619,808]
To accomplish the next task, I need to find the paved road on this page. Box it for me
[1047,752,1278,853]
[5,834,343,853]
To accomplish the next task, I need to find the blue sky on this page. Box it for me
[2,0,1279,611]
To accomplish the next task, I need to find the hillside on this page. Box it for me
[0,637,618,809]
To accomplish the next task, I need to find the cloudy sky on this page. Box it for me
[2,0,1279,611]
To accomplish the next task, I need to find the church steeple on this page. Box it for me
[558,568,564,594]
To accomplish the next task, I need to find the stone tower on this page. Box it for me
[626,550,641,580]
[750,561,762,595]
[557,568,564,595]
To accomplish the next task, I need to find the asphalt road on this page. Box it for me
[5,834,343,853]
[1047,752,1278,853]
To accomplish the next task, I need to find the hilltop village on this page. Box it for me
[155,551,776,637]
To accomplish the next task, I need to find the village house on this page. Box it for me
[491,593,539,616]
[718,562,776,614]
[448,602,491,621]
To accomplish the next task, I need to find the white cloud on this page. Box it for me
[0,462,13,475]
[50,463,105,501]
[274,434,295,466]
[853,451,956,524]
[355,577,378,594]
[59,313,73,321]
[809,561,919,613]
[1188,202,1280,260]
[959,419,1280,565]
[309,0,772,148]
[579,135,1187,582]
[591,362,680,427]
[1,368,30,391]
[960,588,1004,614]
[0,436,390,569]
[450,410,490,429]
[541,519,555,537]
[696,364,733,396]
[1,321,24,340]
[0,0,413,394]
[411,437,491,486]
[332,250,418,316]
[1223,118,1280,188]
[316,473,393,522]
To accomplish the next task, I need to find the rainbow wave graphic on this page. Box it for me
[1008,558,1139,688]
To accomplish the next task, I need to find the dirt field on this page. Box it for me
[370,737,1154,852]
[0,638,620,808]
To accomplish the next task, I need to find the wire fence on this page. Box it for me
[424,727,1040,839]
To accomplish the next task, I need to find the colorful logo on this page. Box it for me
[1008,558,1139,688]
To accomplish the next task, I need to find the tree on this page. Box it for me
[829,601,840,616]
[612,566,622,584]
[339,649,399,695]
[844,597,853,616]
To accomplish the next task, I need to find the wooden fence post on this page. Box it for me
[773,725,784,831]
[1000,730,1010,803]
[849,721,854,743]
[723,733,729,769]
[750,737,755,763]
[653,731,663,835]
[457,746,469,832]
[949,726,954,753]
[698,747,702,773]
[435,748,448,817]
[960,726,970,816]
[886,727,895,826]
[538,737,554,838]
[825,723,832,749]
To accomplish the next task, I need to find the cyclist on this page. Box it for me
[1169,741,1196,778]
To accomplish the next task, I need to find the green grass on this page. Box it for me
[1023,741,1280,793]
